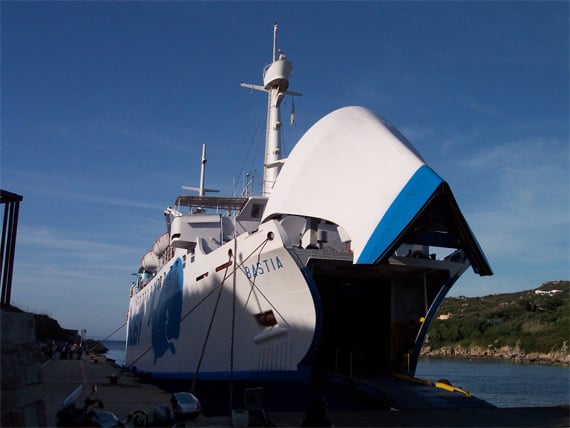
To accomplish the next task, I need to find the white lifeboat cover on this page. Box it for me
[153,232,170,257]
[262,106,445,264]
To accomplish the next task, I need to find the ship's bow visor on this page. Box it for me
[263,106,492,276]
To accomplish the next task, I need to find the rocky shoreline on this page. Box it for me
[421,345,570,367]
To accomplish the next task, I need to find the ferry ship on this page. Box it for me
[125,24,492,382]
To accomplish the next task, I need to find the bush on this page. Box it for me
[426,281,569,354]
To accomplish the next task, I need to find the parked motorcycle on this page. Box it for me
[56,384,201,427]
[56,384,124,427]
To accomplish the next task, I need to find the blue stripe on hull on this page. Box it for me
[357,165,443,264]
[137,369,305,382]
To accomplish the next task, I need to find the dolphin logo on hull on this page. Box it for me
[147,257,184,363]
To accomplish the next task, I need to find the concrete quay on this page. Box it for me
[42,355,228,427]
[42,355,569,427]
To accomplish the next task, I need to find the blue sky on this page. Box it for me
[2,2,568,338]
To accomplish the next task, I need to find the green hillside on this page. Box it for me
[426,281,569,354]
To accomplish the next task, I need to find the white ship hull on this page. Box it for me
[127,220,317,380]
[126,209,480,381]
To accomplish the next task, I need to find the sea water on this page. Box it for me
[103,341,569,407]
[416,357,569,407]
[102,340,127,367]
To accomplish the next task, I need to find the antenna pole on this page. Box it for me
[199,144,206,197]
[273,22,278,62]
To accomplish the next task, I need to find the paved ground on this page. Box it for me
[42,355,569,427]
[42,355,228,426]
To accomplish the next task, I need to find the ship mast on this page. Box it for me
[241,23,302,197]
[181,144,219,197]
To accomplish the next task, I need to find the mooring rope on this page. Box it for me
[191,254,232,392]
[237,238,291,328]
[126,234,273,374]
[93,322,126,350]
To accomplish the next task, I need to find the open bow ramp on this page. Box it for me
[264,106,492,276]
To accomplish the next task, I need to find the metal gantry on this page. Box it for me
[1,189,23,306]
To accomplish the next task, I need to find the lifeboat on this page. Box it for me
[141,250,159,272]
[153,232,169,257]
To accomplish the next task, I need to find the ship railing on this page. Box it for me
[159,246,176,269]
[134,246,177,295]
